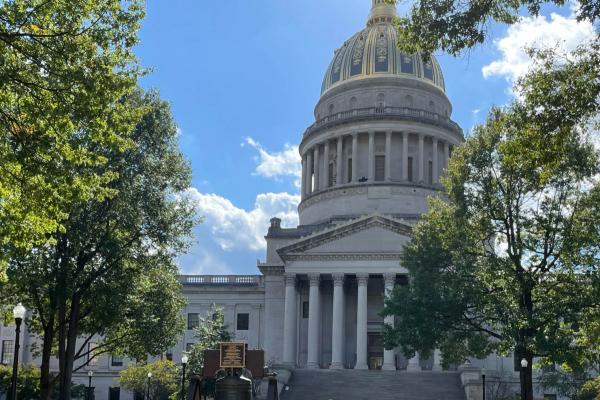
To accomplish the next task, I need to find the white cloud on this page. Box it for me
[183,188,300,252]
[482,9,595,85]
[242,137,302,188]
[179,248,233,275]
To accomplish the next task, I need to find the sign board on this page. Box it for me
[204,349,265,378]
[219,342,246,368]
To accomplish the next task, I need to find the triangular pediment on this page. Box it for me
[277,214,412,260]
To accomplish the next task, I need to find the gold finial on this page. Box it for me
[368,0,397,25]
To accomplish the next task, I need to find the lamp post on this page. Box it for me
[520,358,528,400]
[146,371,152,400]
[10,303,26,400]
[181,354,189,400]
[87,370,93,400]
[481,368,486,400]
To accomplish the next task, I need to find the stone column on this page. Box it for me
[355,273,369,370]
[407,352,422,372]
[313,145,320,192]
[432,137,439,185]
[382,274,396,370]
[418,133,425,183]
[307,273,321,369]
[368,131,375,181]
[385,131,392,181]
[351,133,358,183]
[306,149,313,195]
[282,273,297,366]
[330,273,345,369]
[323,140,330,189]
[336,136,343,185]
[402,132,409,181]
[444,141,450,170]
[301,156,306,199]
[432,349,443,371]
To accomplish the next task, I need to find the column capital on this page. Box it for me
[386,130,392,138]
[352,132,359,138]
[284,273,296,287]
[308,273,321,286]
[356,273,369,286]
[368,130,375,137]
[332,273,345,287]
[383,273,396,288]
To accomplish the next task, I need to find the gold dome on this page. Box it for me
[321,1,445,95]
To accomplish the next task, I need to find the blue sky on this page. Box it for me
[134,1,594,275]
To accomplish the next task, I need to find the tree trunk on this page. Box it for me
[518,354,534,400]
[40,321,56,400]
[58,294,81,400]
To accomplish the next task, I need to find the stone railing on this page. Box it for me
[303,106,463,138]
[179,275,263,286]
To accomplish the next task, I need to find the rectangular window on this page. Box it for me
[302,301,309,319]
[544,395,557,400]
[237,313,249,331]
[109,387,121,400]
[1,340,14,365]
[187,313,199,330]
[407,157,414,182]
[347,158,353,183]
[328,163,334,187]
[375,156,385,181]
[166,352,173,361]
[428,161,433,185]
[111,355,123,367]
[88,343,98,366]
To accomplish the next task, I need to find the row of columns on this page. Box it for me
[301,131,453,198]
[282,273,402,370]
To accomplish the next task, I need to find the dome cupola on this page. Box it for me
[321,1,445,96]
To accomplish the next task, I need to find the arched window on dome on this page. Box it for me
[328,104,335,116]
[349,96,357,110]
[429,100,435,112]
[405,95,413,108]
[376,93,385,113]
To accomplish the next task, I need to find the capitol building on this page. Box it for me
[0,1,562,399]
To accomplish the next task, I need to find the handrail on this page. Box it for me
[304,106,462,138]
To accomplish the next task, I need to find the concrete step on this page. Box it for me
[281,369,466,400]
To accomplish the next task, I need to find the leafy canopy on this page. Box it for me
[384,0,599,55]
[383,43,600,373]
[2,89,196,399]
[0,0,146,278]
[119,359,179,400]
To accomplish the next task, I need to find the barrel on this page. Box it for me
[214,374,253,400]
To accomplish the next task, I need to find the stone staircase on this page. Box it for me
[280,369,466,400]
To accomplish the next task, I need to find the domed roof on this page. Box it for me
[321,1,446,95]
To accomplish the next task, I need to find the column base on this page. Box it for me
[354,363,368,370]
[330,362,344,370]
[382,364,396,371]
[432,365,443,371]
[406,364,422,372]
[281,361,296,369]
[306,362,319,369]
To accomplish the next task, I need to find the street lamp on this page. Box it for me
[87,370,93,400]
[520,358,529,400]
[481,368,486,400]
[146,371,152,400]
[181,354,189,400]
[10,303,26,400]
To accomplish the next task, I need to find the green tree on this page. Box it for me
[384,0,599,55]
[119,359,179,400]
[187,305,232,375]
[1,89,196,400]
[0,0,146,279]
[383,45,600,400]
[0,364,40,400]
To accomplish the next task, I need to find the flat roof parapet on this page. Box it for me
[179,275,264,287]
